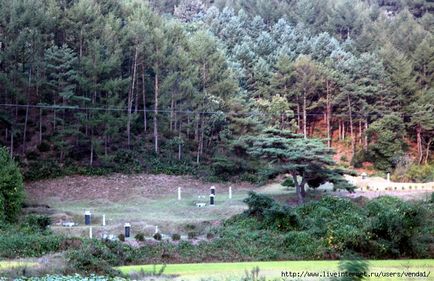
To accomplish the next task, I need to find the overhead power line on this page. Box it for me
[0,103,419,118]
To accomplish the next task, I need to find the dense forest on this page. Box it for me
[0,0,433,181]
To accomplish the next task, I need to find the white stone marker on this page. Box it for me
[229,186,232,199]
[89,227,93,239]
[178,187,182,200]
[387,173,390,182]
[102,214,106,226]
[155,226,159,234]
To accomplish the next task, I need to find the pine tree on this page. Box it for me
[410,91,434,164]
[44,44,81,161]
[240,128,353,204]
[291,55,321,138]
[0,146,24,223]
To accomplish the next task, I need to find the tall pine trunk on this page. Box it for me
[142,65,147,133]
[153,64,159,154]
[347,95,355,157]
[196,114,201,164]
[326,81,332,148]
[296,96,301,134]
[425,138,432,164]
[127,47,138,148]
[417,126,423,164]
[364,119,368,151]
[303,91,307,139]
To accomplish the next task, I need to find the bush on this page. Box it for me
[13,275,127,281]
[351,150,368,169]
[263,205,299,231]
[243,192,276,218]
[0,147,25,223]
[281,177,294,187]
[153,233,162,241]
[23,160,64,181]
[404,164,434,182]
[366,196,427,257]
[336,257,370,281]
[187,232,197,240]
[283,231,324,259]
[22,215,51,232]
[171,233,181,241]
[134,233,145,242]
[118,234,125,242]
[0,229,63,258]
[67,240,126,275]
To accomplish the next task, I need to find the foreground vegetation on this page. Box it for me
[118,259,434,280]
[45,194,434,276]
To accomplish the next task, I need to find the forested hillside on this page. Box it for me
[0,0,433,181]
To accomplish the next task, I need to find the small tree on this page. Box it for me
[239,129,353,204]
[0,147,25,223]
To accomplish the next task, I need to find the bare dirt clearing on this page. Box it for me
[26,173,253,202]
[25,173,255,235]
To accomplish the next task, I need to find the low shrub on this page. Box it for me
[206,233,214,240]
[14,275,127,281]
[401,164,434,183]
[243,192,276,218]
[0,229,63,258]
[118,234,125,242]
[171,233,181,241]
[67,240,127,276]
[365,196,427,257]
[153,233,162,241]
[134,233,145,242]
[21,215,51,232]
[281,177,294,187]
[187,232,197,240]
[263,205,299,231]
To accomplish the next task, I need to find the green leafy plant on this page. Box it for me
[171,233,181,241]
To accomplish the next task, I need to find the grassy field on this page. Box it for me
[117,259,434,281]
[0,261,37,270]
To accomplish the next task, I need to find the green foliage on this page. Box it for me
[239,129,354,203]
[0,147,24,223]
[263,205,300,231]
[67,240,127,276]
[243,192,276,217]
[0,225,63,258]
[12,275,127,281]
[21,215,51,232]
[335,257,370,281]
[365,196,428,257]
[134,233,145,242]
[404,163,434,182]
[171,233,181,241]
[187,232,197,240]
[281,177,294,187]
[366,114,406,171]
[118,234,125,242]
